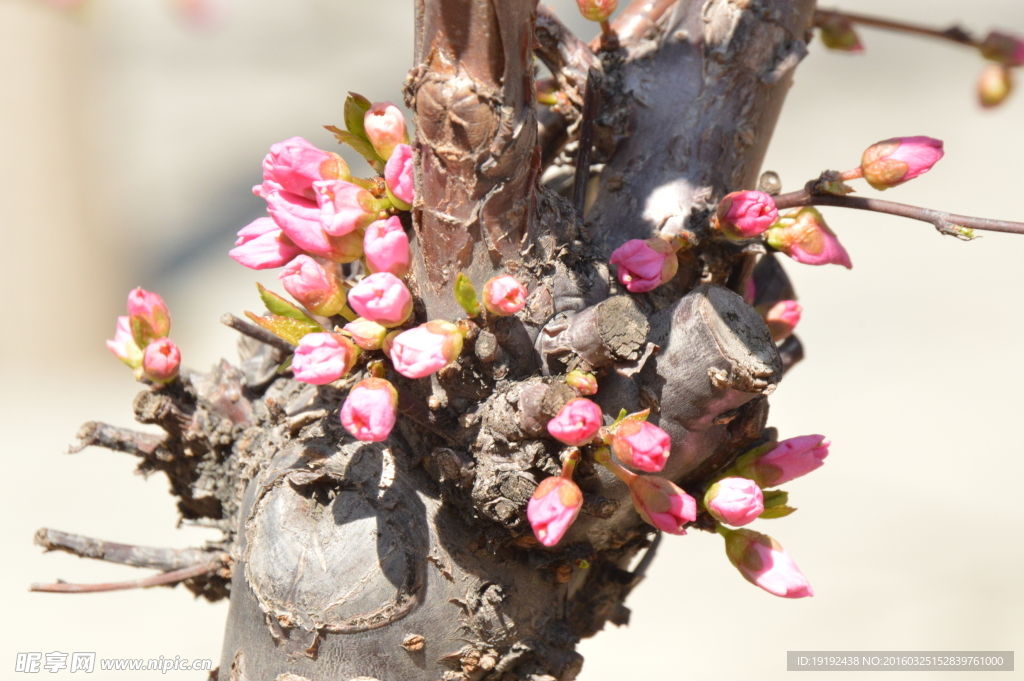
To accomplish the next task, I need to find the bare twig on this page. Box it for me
[815,8,978,48]
[68,421,167,458]
[221,313,296,353]
[590,0,678,49]
[773,188,1024,237]
[35,528,222,572]
[573,68,602,219]
[30,561,223,594]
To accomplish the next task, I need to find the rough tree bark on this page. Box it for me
[42,1,820,679]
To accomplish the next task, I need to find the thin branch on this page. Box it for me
[590,0,678,50]
[30,561,222,594]
[68,421,166,458]
[573,68,601,219]
[815,8,977,48]
[773,188,1024,237]
[34,528,222,572]
[221,313,296,353]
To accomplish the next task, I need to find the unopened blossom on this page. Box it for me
[313,180,382,237]
[547,398,603,447]
[347,272,413,328]
[705,477,764,527]
[611,420,671,473]
[364,217,410,277]
[278,255,347,317]
[229,217,304,270]
[980,31,1024,67]
[576,0,616,22]
[262,137,348,201]
[765,207,852,269]
[263,184,363,263]
[858,136,945,190]
[291,333,359,385]
[142,338,181,384]
[629,475,697,535]
[818,13,863,53]
[715,191,779,239]
[566,370,598,396]
[127,287,171,347]
[389,321,464,379]
[481,275,528,316]
[363,102,408,161]
[344,317,388,351]
[737,435,830,488]
[721,527,813,598]
[763,300,802,341]
[609,238,679,293]
[527,476,584,547]
[340,378,399,442]
[978,63,1013,108]
[385,143,414,210]
[106,316,143,368]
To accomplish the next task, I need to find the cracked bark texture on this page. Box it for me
[41,1,819,679]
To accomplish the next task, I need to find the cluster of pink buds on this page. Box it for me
[106,288,181,384]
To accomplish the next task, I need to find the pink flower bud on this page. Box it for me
[142,338,181,384]
[715,191,779,239]
[384,143,414,209]
[481,275,528,316]
[765,207,852,269]
[264,185,363,263]
[721,528,813,598]
[389,320,464,379]
[705,477,764,527]
[313,180,381,237]
[818,14,863,53]
[738,435,829,488]
[527,476,583,547]
[546,398,603,446]
[278,255,347,317]
[576,0,616,22]
[127,287,171,347]
[611,420,671,473]
[980,31,1024,67]
[860,136,944,190]
[763,300,802,341]
[340,378,399,442]
[608,238,679,293]
[347,272,413,328]
[344,317,388,351]
[629,476,697,535]
[364,217,411,277]
[229,217,304,270]
[364,102,408,161]
[565,370,598,396]
[106,316,143,368]
[262,137,349,201]
[291,333,359,385]
[978,63,1013,108]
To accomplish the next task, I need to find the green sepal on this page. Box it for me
[609,408,650,429]
[761,489,789,509]
[454,273,481,317]
[244,311,322,346]
[277,354,294,375]
[256,283,323,327]
[344,92,372,138]
[759,505,797,519]
[324,125,385,174]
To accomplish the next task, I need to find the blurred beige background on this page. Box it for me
[1,0,1021,679]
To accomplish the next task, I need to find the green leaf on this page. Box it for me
[324,125,385,174]
[761,489,790,509]
[256,284,323,327]
[454,273,481,317]
[759,505,797,519]
[344,92,372,138]
[277,354,294,375]
[244,311,321,346]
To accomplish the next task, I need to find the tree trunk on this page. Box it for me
[58,1,818,679]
